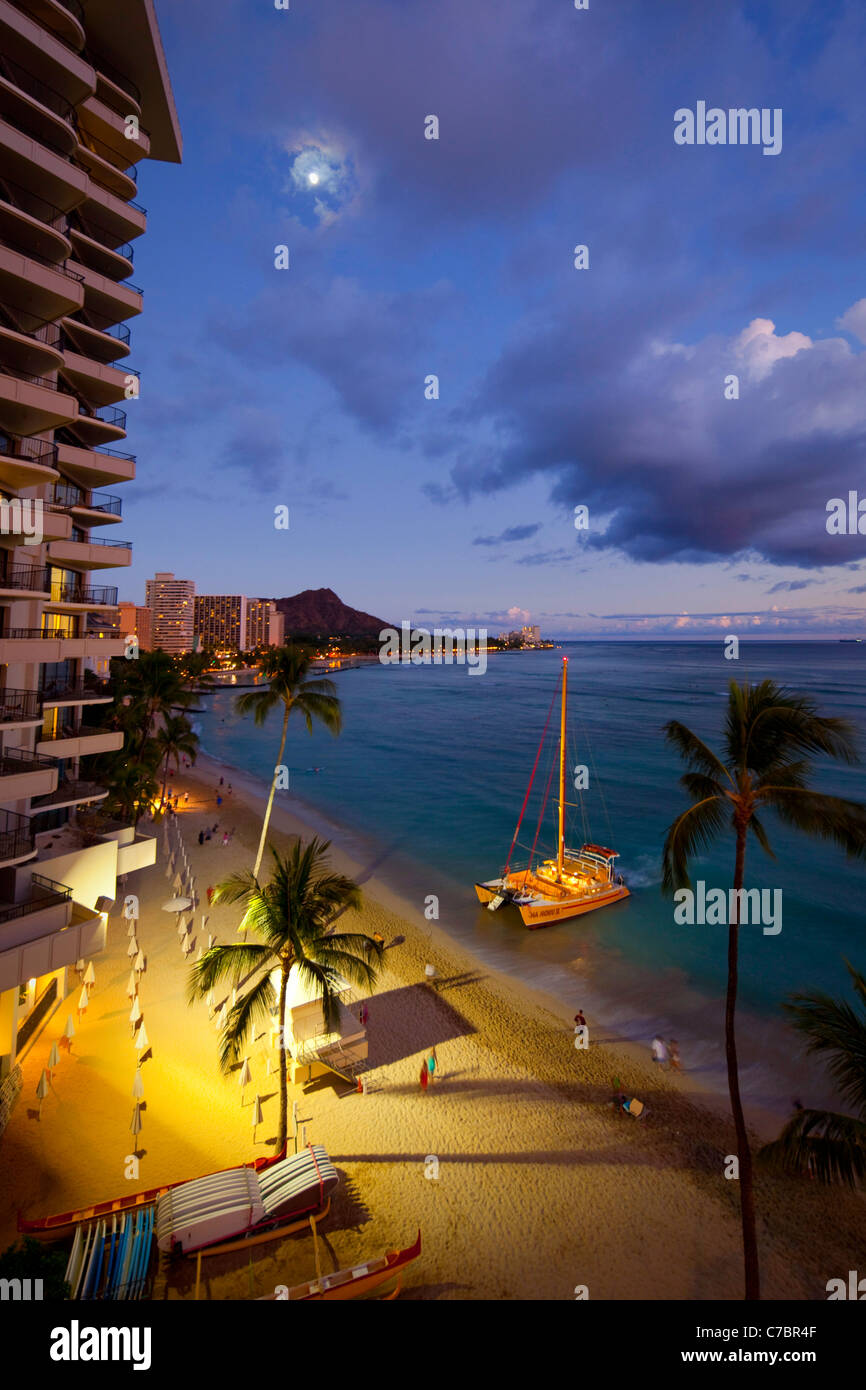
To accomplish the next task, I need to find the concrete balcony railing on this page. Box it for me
[60,314,130,365]
[0,359,80,434]
[48,533,132,570]
[0,744,58,799]
[37,724,122,759]
[59,346,135,407]
[55,438,134,488]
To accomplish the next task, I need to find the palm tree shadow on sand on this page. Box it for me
[364,983,476,1069]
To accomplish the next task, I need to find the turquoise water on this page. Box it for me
[195,643,866,1032]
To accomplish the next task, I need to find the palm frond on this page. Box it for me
[757,787,866,863]
[758,1108,866,1187]
[661,796,727,893]
[663,722,733,786]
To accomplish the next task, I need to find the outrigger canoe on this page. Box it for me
[18,1146,338,1260]
[262,1230,422,1301]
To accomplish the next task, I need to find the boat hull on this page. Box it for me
[265,1231,422,1301]
[475,879,630,928]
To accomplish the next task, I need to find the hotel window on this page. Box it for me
[42,613,77,638]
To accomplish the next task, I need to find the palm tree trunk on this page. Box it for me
[277,963,289,1153]
[253,705,290,878]
[727,826,761,1299]
[161,750,170,806]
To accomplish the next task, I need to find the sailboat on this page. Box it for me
[474,656,629,928]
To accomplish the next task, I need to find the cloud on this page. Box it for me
[837,298,866,344]
[766,579,816,593]
[473,523,540,547]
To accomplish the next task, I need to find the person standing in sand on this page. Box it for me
[419,1058,429,1093]
[427,1046,437,1083]
[651,1035,669,1068]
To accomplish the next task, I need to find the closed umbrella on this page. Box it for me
[77,985,88,1019]
[126,970,137,999]
[239,1057,251,1102]
[83,961,96,990]
[196,947,203,963]
[127,919,137,938]
[207,934,215,950]
[47,1041,59,1076]
[134,949,145,974]
[127,936,139,958]
[130,996,142,1027]
[130,1103,142,1140]
[36,1070,49,1116]
[132,1068,144,1100]
[183,935,194,956]
[75,958,85,977]
[135,1022,150,1054]
[63,1015,75,1051]
[252,1094,263,1141]
[206,989,215,1017]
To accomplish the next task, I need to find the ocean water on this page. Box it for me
[194,642,866,1095]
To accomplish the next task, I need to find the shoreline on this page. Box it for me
[187,747,832,1143]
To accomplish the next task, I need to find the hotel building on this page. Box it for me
[0,0,181,1078]
[117,599,151,650]
[193,594,284,653]
[145,570,193,653]
[246,598,283,650]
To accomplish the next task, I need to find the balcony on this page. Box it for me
[77,93,150,165]
[0,686,43,727]
[0,174,71,264]
[67,225,133,283]
[0,562,49,598]
[31,776,107,812]
[0,50,78,157]
[6,0,84,54]
[0,744,58,798]
[45,577,119,606]
[83,50,140,119]
[0,890,101,994]
[0,113,88,213]
[47,482,122,521]
[77,259,141,327]
[0,433,58,488]
[48,532,132,568]
[54,438,134,487]
[66,402,127,447]
[0,307,64,380]
[0,361,80,434]
[77,177,145,245]
[40,678,112,706]
[60,346,134,406]
[37,720,122,759]
[0,237,83,329]
[1,625,125,660]
[60,314,129,365]
[0,805,34,866]
[75,126,138,202]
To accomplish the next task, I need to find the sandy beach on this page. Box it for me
[1,752,863,1301]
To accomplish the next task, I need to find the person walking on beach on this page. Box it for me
[184,792,189,806]
[227,783,232,795]
[427,1046,438,1083]
[219,776,224,787]
[651,1035,669,1068]
[222,832,229,847]
[206,885,214,906]
[419,1058,429,1093]
[198,830,204,846]
[669,1039,682,1072]
[574,1008,586,1029]
[216,794,222,809]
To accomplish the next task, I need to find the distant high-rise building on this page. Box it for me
[146,573,195,653]
[118,602,152,650]
[195,595,245,651]
[245,599,282,650]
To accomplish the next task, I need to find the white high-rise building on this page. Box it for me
[146,572,195,653]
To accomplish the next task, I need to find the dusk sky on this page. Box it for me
[124,0,866,637]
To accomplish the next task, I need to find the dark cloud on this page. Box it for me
[473,524,541,547]
[767,579,816,593]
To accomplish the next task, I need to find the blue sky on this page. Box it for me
[122,0,866,637]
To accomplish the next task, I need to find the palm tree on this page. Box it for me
[188,838,381,1152]
[154,714,198,804]
[115,649,192,757]
[102,753,160,829]
[759,960,866,1186]
[236,645,342,876]
[662,679,866,1300]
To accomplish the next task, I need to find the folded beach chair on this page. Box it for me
[623,1098,646,1120]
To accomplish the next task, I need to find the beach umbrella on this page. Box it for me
[63,1015,75,1050]
[135,1022,150,1055]
[76,985,88,1019]
[127,936,139,958]
[83,961,96,990]
[127,919,137,938]
[130,1103,142,1139]
[183,935,194,957]
[47,1041,59,1076]
[130,997,142,1027]
[196,947,203,963]
[134,950,146,974]
[75,957,85,977]
[302,1124,307,1148]
[177,915,187,939]
[162,896,192,914]
[36,1070,49,1115]
[132,1068,144,1100]
[239,1057,251,1100]
[206,988,215,1016]
[126,970,137,999]
[207,934,215,951]
[252,1095,263,1141]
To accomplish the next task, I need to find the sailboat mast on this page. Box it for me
[557,656,567,880]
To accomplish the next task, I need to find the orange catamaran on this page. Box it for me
[474,656,629,928]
